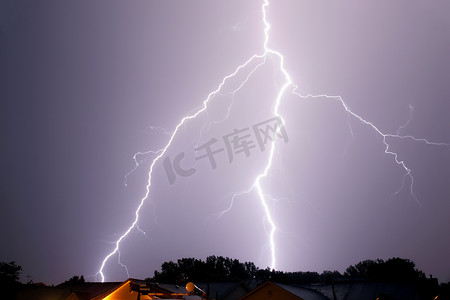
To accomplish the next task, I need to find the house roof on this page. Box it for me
[129,279,205,299]
[133,280,251,299]
[333,281,419,300]
[195,281,249,299]
[239,281,305,300]
[276,283,329,300]
[16,285,70,300]
[56,281,124,300]
[91,280,134,300]
[300,280,421,300]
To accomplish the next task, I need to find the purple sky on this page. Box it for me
[1,0,449,284]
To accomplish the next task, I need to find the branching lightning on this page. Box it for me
[97,0,449,281]
[96,50,268,281]
[124,149,163,187]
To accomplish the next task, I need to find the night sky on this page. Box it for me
[1,0,449,284]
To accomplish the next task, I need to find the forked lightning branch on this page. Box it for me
[96,0,449,281]
[163,116,288,185]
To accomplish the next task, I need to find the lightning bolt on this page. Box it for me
[96,50,269,281]
[97,0,449,280]
[396,104,414,135]
[124,149,163,187]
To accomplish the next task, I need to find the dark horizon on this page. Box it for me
[4,255,444,286]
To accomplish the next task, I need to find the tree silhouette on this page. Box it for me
[344,257,425,281]
[0,261,22,300]
[149,256,258,283]
[64,275,85,285]
[148,256,344,283]
[149,256,428,284]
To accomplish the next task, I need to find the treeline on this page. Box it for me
[0,261,22,299]
[148,256,258,283]
[148,256,427,284]
[344,257,425,281]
